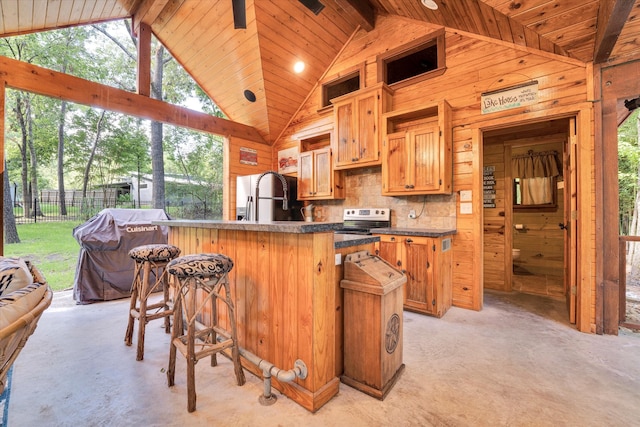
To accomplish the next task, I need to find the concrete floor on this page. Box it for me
[8,290,640,427]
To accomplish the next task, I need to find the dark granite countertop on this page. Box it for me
[371,227,457,237]
[155,220,454,243]
[333,233,380,249]
[154,219,344,234]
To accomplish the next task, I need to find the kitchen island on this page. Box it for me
[154,219,378,412]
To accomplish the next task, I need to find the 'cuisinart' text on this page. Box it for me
[126,225,158,233]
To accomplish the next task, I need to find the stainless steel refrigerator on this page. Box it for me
[236,173,302,221]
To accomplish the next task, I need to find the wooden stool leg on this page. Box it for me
[210,288,218,368]
[167,280,184,388]
[186,279,197,413]
[136,261,152,361]
[162,269,172,333]
[124,262,142,346]
[224,279,246,386]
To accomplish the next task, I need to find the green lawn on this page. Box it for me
[4,221,82,292]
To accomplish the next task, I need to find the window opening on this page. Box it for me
[321,71,361,108]
[377,31,445,88]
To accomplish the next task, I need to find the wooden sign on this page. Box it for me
[481,81,538,114]
[239,147,258,165]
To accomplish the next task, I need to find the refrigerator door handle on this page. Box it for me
[246,196,253,221]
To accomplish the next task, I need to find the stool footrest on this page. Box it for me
[130,309,172,323]
[172,336,234,361]
[145,301,171,311]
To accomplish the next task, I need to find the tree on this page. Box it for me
[3,161,19,244]
[1,28,92,224]
[150,45,167,209]
[1,20,222,225]
[92,21,174,209]
[81,109,106,201]
[618,110,640,279]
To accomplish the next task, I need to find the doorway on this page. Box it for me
[482,118,576,323]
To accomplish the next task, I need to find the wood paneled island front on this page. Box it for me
[155,219,378,412]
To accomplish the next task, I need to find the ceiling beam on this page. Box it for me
[0,56,265,143]
[340,0,375,31]
[131,0,171,35]
[594,0,635,64]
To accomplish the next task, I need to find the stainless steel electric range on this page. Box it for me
[334,208,391,235]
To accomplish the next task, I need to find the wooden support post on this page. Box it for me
[136,22,152,97]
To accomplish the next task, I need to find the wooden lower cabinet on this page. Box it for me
[375,234,452,317]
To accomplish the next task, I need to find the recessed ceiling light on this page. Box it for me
[421,0,438,10]
[294,61,305,73]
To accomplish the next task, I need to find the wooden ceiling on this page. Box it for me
[0,0,639,144]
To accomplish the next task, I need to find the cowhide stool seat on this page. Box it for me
[166,253,246,412]
[124,243,181,361]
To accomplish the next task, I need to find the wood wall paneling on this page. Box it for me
[271,15,594,326]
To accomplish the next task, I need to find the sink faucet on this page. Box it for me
[255,171,289,221]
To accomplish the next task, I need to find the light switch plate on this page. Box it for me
[460,190,472,202]
[335,253,342,265]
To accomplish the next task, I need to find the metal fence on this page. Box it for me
[12,192,223,224]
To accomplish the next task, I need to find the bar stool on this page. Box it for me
[166,253,246,412]
[124,243,181,361]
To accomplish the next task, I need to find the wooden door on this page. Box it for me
[355,91,378,164]
[565,119,578,323]
[377,235,402,268]
[412,125,440,192]
[334,101,355,167]
[403,237,434,313]
[298,151,314,199]
[384,132,409,193]
[313,148,332,198]
[483,143,509,291]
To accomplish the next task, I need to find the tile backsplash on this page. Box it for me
[311,167,457,229]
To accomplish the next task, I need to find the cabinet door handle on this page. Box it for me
[396,260,402,267]
[405,238,413,244]
[390,237,396,241]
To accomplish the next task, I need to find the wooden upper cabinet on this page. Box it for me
[297,131,345,201]
[331,83,393,170]
[382,100,452,195]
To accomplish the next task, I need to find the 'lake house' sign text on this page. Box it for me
[481,81,538,114]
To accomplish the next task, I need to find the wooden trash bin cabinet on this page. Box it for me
[340,251,407,400]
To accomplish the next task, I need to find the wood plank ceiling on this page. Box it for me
[0,0,639,144]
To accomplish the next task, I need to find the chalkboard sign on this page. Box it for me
[483,166,496,208]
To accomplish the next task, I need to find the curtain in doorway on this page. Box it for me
[512,150,561,205]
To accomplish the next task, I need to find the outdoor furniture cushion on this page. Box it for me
[0,257,34,296]
[0,281,47,330]
[167,254,234,279]
[128,244,181,263]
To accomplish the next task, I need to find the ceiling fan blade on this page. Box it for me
[232,0,246,29]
